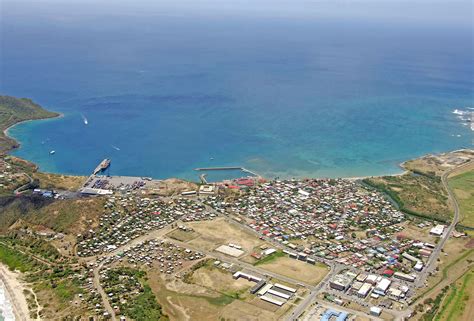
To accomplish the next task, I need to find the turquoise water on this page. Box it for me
[2,1,473,181]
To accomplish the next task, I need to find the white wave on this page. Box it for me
[452,109,465,115]
[0,282,15,321]
[111,145,121,151]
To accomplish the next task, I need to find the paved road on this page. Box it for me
[13,173,33,195]
[284,266,344,321]
[416,160,473,288]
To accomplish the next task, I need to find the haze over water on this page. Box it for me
[2,0,473,180]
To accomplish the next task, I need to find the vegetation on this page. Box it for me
[0,196,104,234]
[437,268,473,321]
[31,171,86,191]
[0,242,42,272]
[1,235,62,262]
[103,267,167,321]
[419,286,450,321]
[412,248,474,304]
[448,170,474,228]
[254,250,285,266]
[363,172,451,222]
[0,95,59,152]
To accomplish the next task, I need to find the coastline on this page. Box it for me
[2,112,64,153]
[0,264,34,321]
[1,101,470,182]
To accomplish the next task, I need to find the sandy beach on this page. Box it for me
[0,264,34,321]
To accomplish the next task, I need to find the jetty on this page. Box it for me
[194,166,260,177]
[194,166,242,171]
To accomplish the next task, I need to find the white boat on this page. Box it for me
[49,150,55,155]
[82,114,88,125]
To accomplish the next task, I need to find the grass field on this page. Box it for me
[257,256,328,285]
[448,169,474,228]
[434,267,474,321]
[0,243,41,272]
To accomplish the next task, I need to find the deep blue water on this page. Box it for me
[1,1,473,181]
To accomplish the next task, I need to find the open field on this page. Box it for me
[147,267,284,321]
[397,221,438,243]
[190,264,253,295]
[403,150,474,176]
[434,267,474,321]
[32,172,86,191]
[167,229,200,242]
[257,256,328,285]
[187,217,268,254]
[448,169,474,228]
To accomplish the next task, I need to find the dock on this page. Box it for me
[194,166,260,177]
[194,167,243,171]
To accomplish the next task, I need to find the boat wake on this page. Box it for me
[81,114,88,125]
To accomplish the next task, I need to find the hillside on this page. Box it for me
[0,95,59,152]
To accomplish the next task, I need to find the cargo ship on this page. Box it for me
[93,158,111,175]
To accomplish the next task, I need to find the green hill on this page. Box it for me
[0,95,59,152]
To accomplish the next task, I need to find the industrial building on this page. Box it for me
[430,224,445,236]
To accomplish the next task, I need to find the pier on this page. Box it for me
[194,166,260,178]
[194,166,243,171]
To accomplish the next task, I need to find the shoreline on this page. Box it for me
[0,264,34,321]
[2,112,64,151]
[2,110,471,183]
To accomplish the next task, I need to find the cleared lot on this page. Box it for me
[258,256,329,285]
[187,217,269,253]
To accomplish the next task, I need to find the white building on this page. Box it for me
[430,225,445,236]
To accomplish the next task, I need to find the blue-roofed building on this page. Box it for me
[337,312,348,321]
[320,309,348,321]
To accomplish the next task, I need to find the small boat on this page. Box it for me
[49,150,55,155]
[210,157,214,160]
[82,114,88,125]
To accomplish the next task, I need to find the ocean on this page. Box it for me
[2,0,473,181]
[0,281,14,321]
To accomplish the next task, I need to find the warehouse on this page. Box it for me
[374,278,391,295]
[232,271,262,283]
[357,283,372,298]
[430,225,445,236]
[330,273,354,291]
[260,295,284,306]
[249,280,266,294]
[273,283,297,293]
[216,245,244,257]
[267,289,291,300]
[394,272,416,282]
[258,284,273,296]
